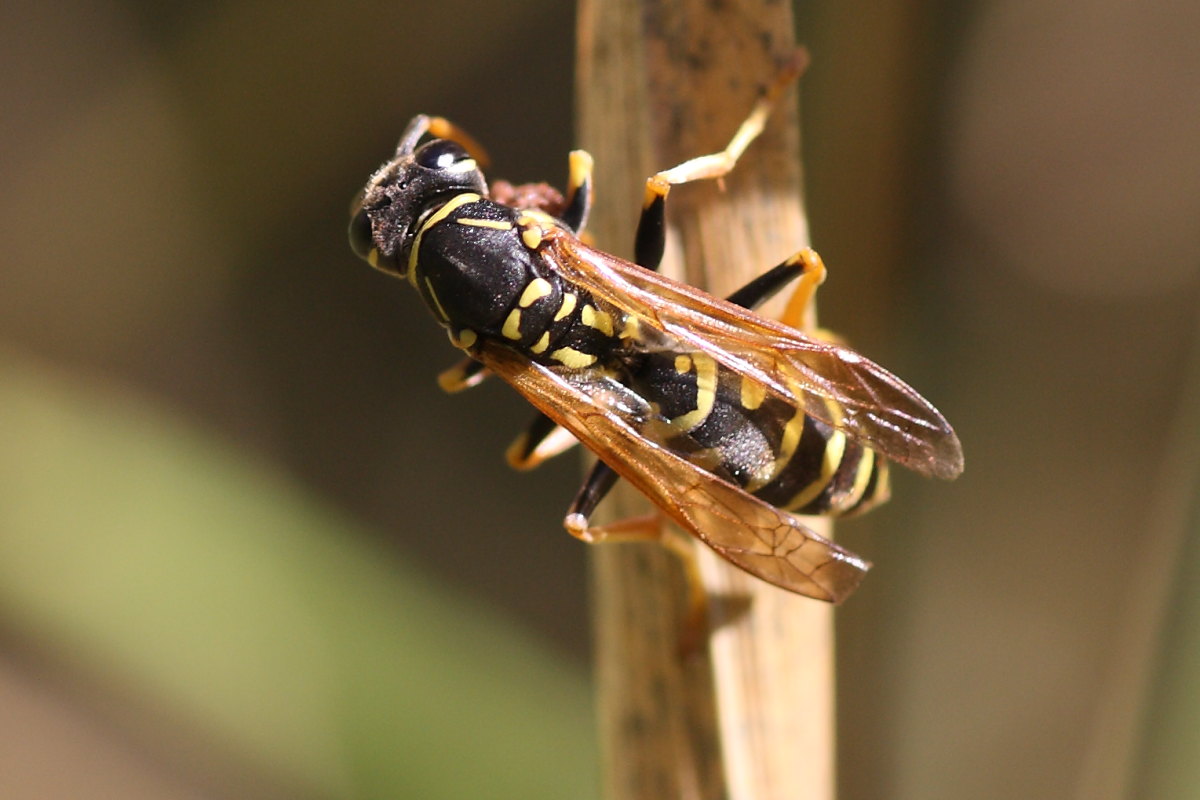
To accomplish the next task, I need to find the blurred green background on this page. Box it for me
[2,1,1198,798]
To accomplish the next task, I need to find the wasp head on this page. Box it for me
[349,116,487,278]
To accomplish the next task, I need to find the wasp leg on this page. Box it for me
[564,477,709,655]
[506,413,579,470]
[438,357,490,393]
[564,459,621,526]
[776,248,828,333]
[559,150,594,234]
[725,251,809,310]
[633,52,807,271]
[503,150,591,473]
[634,91,772,270]
[653,50,806,188]
[633,174,668,270]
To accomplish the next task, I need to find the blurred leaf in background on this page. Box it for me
[0,349,597,798]
[0,0,593,797]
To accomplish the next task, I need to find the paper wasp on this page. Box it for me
[348,60,962,603]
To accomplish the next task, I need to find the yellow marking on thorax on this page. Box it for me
[674,354,692,374]
[422,276,450,322]
[456,217,513,230]
[518,209,559,227]
[448,328,477,349]
[740,377,767,410]
[516,213,549,250]
[581,304,615,336]
[519,278,553,308]
[520,227,542,250]
[554,292,577,322]
[530,332,551,354]
[619,317,640,339]
[407,192,481,285]
[670,352,718,432]
[502,309,523,340]
[550,347,597,368]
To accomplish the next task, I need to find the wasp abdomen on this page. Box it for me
[629,352,890,518]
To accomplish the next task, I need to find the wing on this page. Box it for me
[541,232,964,480]
[478,339,870,603]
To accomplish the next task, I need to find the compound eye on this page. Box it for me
[415,140,473,170]
[348,205,374,261]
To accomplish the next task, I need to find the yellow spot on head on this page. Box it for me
[550,347,597,369]
[502,309,523,340]
[519,278,553,308]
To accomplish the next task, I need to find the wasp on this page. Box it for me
[348,62,962,604]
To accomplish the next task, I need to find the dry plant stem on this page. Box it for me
[577,2,834,799]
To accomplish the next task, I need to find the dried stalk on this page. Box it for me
[576,2,835,799]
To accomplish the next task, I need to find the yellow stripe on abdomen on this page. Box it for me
[785,427,846,511]
[670,353,718,432]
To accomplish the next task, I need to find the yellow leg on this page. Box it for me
[777,248,828,333]
[559,150,593,232]
[651,48,808,189]
[505,420,578,470]
[437,356,490,393]
[634,48,809,271]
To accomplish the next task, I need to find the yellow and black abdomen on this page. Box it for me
[627,350,890,518]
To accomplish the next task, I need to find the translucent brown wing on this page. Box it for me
[477,340,870,602]
[541,232,964,480]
